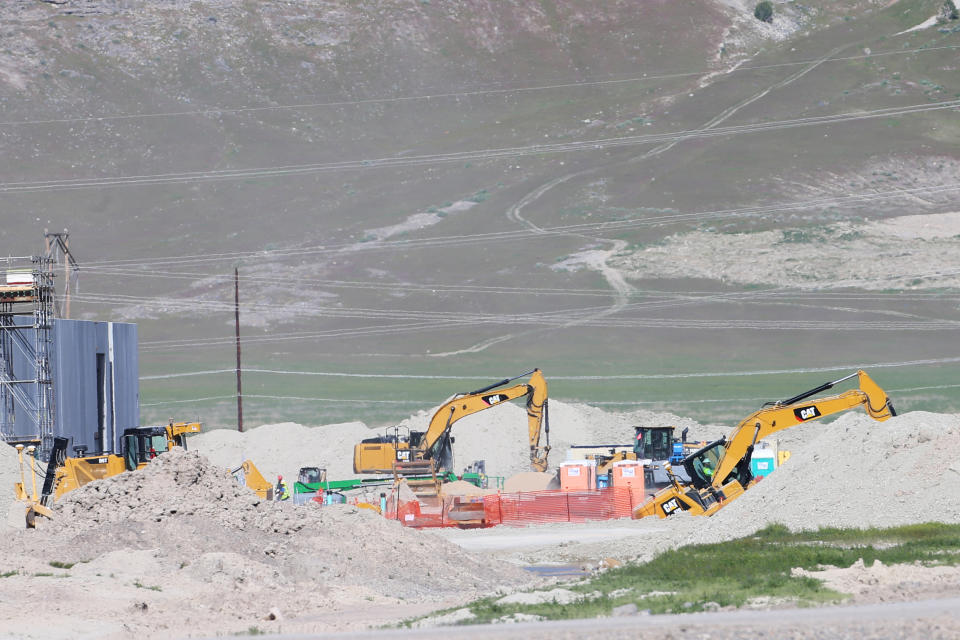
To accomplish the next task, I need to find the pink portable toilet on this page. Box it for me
[559,461,596,492]
[611,460,645,505]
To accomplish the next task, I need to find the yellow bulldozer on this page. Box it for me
[633,370,895,520]
[14,421,202,527]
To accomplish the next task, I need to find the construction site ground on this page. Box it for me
[1,402,958,639]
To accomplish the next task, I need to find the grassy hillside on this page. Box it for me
[1,0,958,430]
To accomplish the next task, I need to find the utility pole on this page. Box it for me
[234,267,243,433]
[43,229,78,319]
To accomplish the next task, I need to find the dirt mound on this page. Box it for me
[20,448,531,600]
[442,480,497,496]
[190,420,374,489]
[53,447,260,533]
[0,447,533,637]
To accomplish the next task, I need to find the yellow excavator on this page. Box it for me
[14,421,202,526]
[353,368,550,475]
[633,370,895,519]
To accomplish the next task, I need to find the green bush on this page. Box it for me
[754,1,774,23]
[945,0,959,20]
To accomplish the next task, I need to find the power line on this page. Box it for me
[138,356,960,382]
[138,382,960,409]
[1,44,955,129]
[76,181,960,270]
[3,99,958,195]
[75,265,960,303]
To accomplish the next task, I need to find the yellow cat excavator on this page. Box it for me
[14,421,202,527]
[353,368,550,474]
[633,370,895,519]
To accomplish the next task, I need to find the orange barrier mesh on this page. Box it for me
[387,487,645,529]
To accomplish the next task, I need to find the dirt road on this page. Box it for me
[202,596,960,639]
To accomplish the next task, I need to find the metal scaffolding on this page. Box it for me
[0,256,57,459]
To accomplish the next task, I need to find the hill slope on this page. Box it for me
[1,0,958,428]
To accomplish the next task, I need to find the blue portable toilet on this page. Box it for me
[750,444,777,480]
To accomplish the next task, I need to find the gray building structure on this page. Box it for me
[0,317,139,457]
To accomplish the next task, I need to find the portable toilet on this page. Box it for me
[750,443,777,480]
[611,460,645,503]
[559,460,596,492]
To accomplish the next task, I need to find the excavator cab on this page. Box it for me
[683,439,734,490]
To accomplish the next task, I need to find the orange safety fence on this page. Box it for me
[386,487,647,529]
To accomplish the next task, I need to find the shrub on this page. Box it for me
[945,0,959,20]
[754,1,774,23]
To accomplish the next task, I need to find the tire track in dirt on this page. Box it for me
[431,42,859,357]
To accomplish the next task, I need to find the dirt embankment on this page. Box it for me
[0,448,532,639]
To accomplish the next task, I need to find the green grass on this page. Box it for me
[405,522,960,626]
[48,561,75,569]
[139,350,960,430]
[134,580,163,592]
[0,570,17,578]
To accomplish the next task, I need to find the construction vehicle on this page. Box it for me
[13,421,202,526]
[291,463,502,506]
[576,426,680,474]
[571,426,704,490]
[230,459,275,501]
[14,444,57,528]
[53,421,202,498]
[633,370,895,519]
[353,368,550,476]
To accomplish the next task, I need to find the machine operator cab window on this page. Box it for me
[684,440,726,490]
[121,428,170,471]
[633,426,674,461]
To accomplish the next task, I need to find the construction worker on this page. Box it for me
[276,475,291,501]
[702,458,714,480]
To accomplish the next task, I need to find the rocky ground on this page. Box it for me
[2,405,958,638]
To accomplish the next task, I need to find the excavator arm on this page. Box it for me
[421,368,550,472]
[163,420,203,449]
[708,370,895,488]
